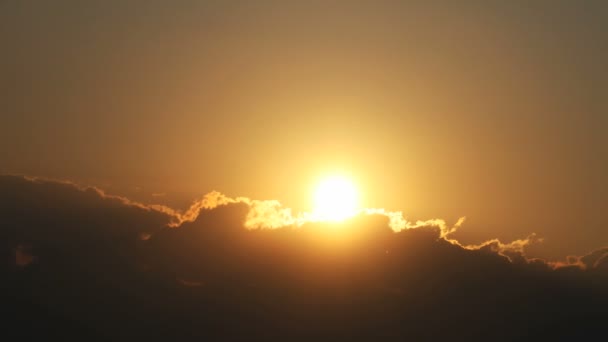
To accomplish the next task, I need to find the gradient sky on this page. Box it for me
[1,1,606,258]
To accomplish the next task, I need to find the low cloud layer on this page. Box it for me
[2,175,607,340]
[160,189,574,268]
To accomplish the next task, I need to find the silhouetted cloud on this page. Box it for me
[0,175,173,271]
[552,247,608,270]
[2,175,607,341]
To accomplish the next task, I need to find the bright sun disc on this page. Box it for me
[312,176,359,221]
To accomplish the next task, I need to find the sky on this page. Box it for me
[1,1,607,259]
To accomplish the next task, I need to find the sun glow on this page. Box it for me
[312,176,359,221]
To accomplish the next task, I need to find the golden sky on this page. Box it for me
[1,1,606,258]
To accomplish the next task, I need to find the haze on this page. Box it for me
[1,1,606,259]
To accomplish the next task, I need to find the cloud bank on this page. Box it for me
[2,175,607,341]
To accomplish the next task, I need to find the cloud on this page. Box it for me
[465,234,544,264]
[0,175,174,272]
[2,175,607,340]
[552,247,608,270]
[176,191,469,236]
[171,191,544,267]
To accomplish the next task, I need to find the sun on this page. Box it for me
[312,176,359,221]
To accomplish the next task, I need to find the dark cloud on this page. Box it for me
[0,175,173,269]
[2,175,607,341]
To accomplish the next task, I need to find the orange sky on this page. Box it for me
[1,1,606,258]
